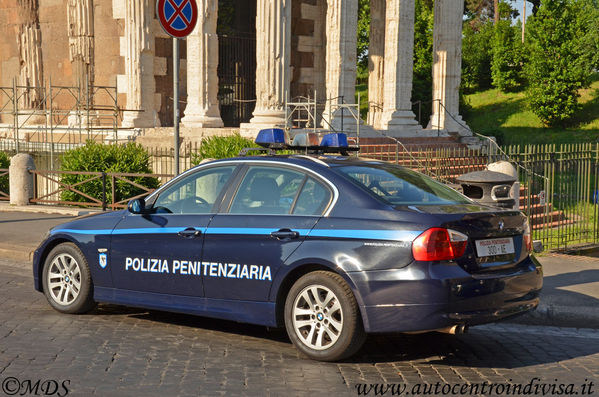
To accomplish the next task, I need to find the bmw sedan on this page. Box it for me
[33,152,542,361]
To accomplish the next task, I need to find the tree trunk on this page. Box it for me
[494,0,499,24]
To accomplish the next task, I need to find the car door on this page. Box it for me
[109,164,239,296]
[202,164,333,301]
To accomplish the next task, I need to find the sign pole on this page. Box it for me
[173,37,180,176]
[156,0,198,176]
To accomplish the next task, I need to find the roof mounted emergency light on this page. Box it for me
[255,128,287,148]
[291,132,320,147]
[246,129,359,156]
[320,133,348,148]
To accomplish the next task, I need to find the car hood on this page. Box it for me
[49,210,127,234]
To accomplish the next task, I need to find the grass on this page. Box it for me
[355,83,369,120]
[463,74,599,145]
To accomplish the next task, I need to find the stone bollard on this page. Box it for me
[9,153,36,206]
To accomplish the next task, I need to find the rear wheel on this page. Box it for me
[284,271,365,361]
[42,243,95,314]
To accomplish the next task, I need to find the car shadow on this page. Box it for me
[91,303,599,368]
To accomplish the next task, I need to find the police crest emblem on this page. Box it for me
[99,253,108,269]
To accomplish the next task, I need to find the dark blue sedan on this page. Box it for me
[32,140,542,361]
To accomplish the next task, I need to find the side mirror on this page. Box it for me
[127,198,147,214]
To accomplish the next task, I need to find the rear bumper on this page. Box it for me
[349,256,542,333]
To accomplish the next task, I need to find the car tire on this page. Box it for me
[284,270,366,361]
[42,243,96,314]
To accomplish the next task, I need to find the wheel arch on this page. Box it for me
[36,236,82,292]
[273,261,366,328]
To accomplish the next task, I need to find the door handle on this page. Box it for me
[270,229,300,240]
[178,227,201,239]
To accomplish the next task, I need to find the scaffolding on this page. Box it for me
[0,78,127,168]
[0,78,124,141]
[285,92,362,145]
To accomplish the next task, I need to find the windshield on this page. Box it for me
[335,163,472,206]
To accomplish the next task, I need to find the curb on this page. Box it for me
[506,304,599,329]
[0,203,100,216]
[0,245,33,263]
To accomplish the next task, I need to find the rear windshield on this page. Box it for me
[335,163,471,206]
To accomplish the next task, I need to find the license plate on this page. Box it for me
[475,237,515,257]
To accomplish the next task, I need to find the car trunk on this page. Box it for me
[403,204,529,273]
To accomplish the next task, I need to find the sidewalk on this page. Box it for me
[0,203,98,261]
[0,205,598,329]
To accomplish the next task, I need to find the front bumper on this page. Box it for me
[348,256,542,333]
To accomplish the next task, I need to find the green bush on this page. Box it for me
[60,141,159,205]
[191,133,255,165]
[524,0,595,126]
[0,151,9,196]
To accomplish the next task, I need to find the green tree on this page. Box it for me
[524,0,595,126]
[412,0,434,126]
[462,20,494,93]
[357,0,370,82]
[578,0,599,71]
[491,18,524,92]
[465,0,495,24]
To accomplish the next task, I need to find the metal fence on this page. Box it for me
[30,170,172,211]
[362,142,599,251]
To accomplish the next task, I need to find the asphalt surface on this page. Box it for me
[1,257,598,396]
[1,204,599,329]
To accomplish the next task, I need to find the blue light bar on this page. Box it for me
[320,133,348,148]
[255,128,286,148]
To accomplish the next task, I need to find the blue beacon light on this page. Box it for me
[255,128,287,148]
[320,133,349,148]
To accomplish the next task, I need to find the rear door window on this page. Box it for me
[336,164,470,206]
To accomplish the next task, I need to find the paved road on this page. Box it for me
[1,258,598,397]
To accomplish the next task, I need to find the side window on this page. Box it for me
[293,177,332,216]
[153,166,235,214]
[229,166,305,215]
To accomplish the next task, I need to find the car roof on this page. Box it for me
[205,154,389,170]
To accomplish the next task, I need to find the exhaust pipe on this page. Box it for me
[437,324,468,335]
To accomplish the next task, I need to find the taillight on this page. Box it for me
[523,219,532,253]
[412,228,468,261]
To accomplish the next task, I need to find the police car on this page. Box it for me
[32,130,542,361]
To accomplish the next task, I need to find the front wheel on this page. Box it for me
[42,243,95,314]
[284,271,366,361]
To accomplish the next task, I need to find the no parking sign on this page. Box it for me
[156,0,198,39]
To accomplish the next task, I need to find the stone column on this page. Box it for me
[427,0,469,135]
[181,0,223,128]
[17,0,44,110]
[367,0,385,129]
[246,0,291,129]
[379,0,421,132]
[122,0,158,128]
[67,0,94,93]
[323,0,358,131]
[67,0,95,126]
